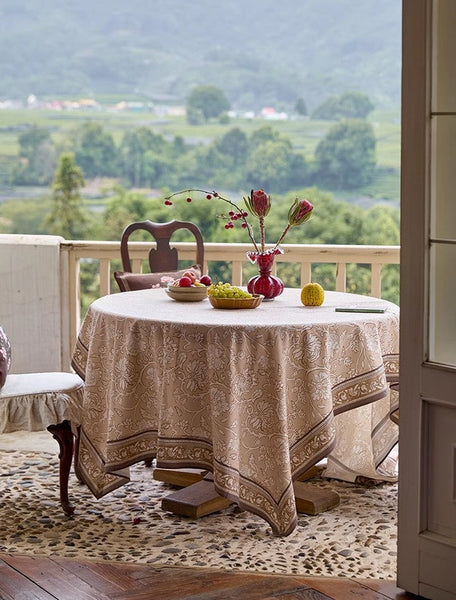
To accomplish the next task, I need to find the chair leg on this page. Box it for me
[47,420,75,516]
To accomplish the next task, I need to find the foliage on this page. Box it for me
[0,196,52,234]
[295,97,308,116]
[186,86,230,124]
[312,92,374,120]
[73,123,118,178]
[314,120,376,189]
[45,153,88,239]
[11,126,56,185]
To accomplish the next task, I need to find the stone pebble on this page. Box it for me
[0,450,398,580]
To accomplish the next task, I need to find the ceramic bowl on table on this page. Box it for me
[165,285,208,302]
[208,294,263,309]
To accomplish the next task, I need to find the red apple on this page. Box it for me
[182,270,197,282]
[200,275,212,286]
[179,276,193,287]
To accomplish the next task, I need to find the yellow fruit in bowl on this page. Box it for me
[301,283,324,306]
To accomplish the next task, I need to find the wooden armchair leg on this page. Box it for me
[47,420,75,516]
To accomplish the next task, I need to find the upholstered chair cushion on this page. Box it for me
[114,265,201,292]
[0,326,11,389]
[0,372,84,434]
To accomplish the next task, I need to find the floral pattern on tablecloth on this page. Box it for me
[72,289,399,536]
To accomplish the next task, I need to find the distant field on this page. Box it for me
[0,104,401,203]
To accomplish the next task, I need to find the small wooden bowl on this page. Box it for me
[208,294,263,309]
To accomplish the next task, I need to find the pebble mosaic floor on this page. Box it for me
[0,439,398,580]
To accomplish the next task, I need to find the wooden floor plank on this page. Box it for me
[2,554,112,600]
[0,554,418,600]
[0,558,55,599]
[355,579,414,599]
[299,577,415,600]
[53,558,149,593]
[111,575,313,600]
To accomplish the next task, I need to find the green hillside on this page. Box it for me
[0,0,401,111]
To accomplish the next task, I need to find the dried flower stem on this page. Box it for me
[274,224,291,250]
[165,188,260,252]
[259,217,265,252]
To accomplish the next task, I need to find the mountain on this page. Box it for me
[0,0,401,111]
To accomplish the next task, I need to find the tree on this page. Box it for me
[312,91,374,120]
[119,127,171,187]
[186,85,230,124]
[45,153,87,238]
[74,122,118,178]
[314,120,377,188]
[215,127,248,169]
[11,126,57,185]
[246,139,295,193]
[295,97,307,116]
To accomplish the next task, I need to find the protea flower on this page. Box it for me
[287,198,313,226]
[244,189,271,218]
[273,198,314,249]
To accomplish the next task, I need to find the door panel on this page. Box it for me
[399,1,456,598]
[424,399,456,538]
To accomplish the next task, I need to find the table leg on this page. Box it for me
[160,465,340,521]
[153,467,209,487]
[161,473,232,518]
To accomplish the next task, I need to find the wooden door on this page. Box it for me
[399,1,456,598]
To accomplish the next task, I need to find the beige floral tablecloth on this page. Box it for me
[72,288,399,536]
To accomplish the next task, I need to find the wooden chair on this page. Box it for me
[0,371,84,515]
[114,219,205,292]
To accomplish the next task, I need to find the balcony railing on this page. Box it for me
[61,240,400,360]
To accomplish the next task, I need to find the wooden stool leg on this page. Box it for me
[47,421,75,516]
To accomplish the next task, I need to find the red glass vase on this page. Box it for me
[246,248,284,300]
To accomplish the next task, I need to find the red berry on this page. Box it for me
[164,200,172,206]
[206,194,212,199]
[186,197,192,202]
[242,222,248,228]
[179,276,192,287]
[213,191,219,197]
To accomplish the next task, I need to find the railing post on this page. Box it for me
[67,247,81,361]
[300,263,312,286]
[99,258,112,297]
[231,260,243,286]
[335,263,347,292]
[371,263,382,298]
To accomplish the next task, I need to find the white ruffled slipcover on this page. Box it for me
[0,372,83,435]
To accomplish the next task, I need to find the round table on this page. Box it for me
[72,288,399,536]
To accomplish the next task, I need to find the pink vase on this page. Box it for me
[246,248,284,300]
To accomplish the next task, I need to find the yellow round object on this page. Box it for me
[301,283,324,306]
